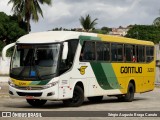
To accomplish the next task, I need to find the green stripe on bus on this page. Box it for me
[91,62,121,90]
[38,79,51,85]
[30,79,51,85]
[79,36,101,45]
[30,81,41,85]
[101,63,122,89]
[90,62,113,90]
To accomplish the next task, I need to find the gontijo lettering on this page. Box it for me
[120,66,142,74]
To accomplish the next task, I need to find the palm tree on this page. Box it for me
[8,0,52,33]
[79,14,98,32]
[153,17,160,27]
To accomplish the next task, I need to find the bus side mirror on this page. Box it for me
[62,42,68,60]
[2,43,15,61]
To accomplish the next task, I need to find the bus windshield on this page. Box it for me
[10,44,60,80]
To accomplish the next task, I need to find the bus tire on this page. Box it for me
[63,86,84,107]
[87,96,103,103]
[118,82,135,102]
[125,82,135,102]
[26,99,47,107]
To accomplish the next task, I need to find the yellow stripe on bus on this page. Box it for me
[11,78,32,86]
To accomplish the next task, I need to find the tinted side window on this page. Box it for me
[111,43,117,61]
[96,42,110,61]
[111,43,123,62]
[146,46,154,62]
[80,41,95,61]
[117,44,123,61]
[125,45,133,62]
[67,39,79,63]
[137,46,145,62]
[59,39,79,75]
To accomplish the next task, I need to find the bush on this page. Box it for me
[0,41,5,56]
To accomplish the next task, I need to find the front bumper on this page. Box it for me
[9,84,59,100]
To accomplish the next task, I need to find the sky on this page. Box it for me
[0,0,160,33]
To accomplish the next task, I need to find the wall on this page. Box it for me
[155,44,160,83]
[0,57,10,75]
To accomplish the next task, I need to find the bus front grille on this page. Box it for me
[17,92,42,97]
[15,86,44,90]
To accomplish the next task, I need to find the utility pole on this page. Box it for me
[136,31,139,39]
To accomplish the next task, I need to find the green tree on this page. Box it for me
[92,27,112,34]
[101,27,112,34]
[125,25,160,43]
[0,12,27,56]
[0,40,5,56]
[8,0,52,33]
[0,12,27,45]
[153,17,160,27]
[79,14,98,32]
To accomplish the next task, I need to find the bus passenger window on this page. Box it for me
[111,43,123,62]
[60,39,79,75]
[137,46,145,62]
[125,45,133,62]
[104,43,110,61]
[96,42,110,61]
[80,41,95,61]
[146,46,154,62]
[96,42,104,61]
[111,44,117,61]
[117,44,123,61]
[132,45,137,62]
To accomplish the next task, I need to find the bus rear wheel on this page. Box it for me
[117,82,135,102]
[87,96,103,103]
[26,99,47,107]
[63,86,84,107]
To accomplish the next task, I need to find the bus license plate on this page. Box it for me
[26,96,33,99]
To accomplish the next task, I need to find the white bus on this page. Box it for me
[2,31,155,107]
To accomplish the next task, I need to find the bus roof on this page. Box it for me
[17,31,154,45]
[97,34,154,46]
[17,31,97,44]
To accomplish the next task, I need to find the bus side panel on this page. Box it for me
[142,62,155,92]
[112,62,155,94]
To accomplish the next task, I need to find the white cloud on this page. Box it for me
[0,0,160,32]
[0,0,13,15]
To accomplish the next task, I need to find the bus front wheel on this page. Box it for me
[26,99,47,107]
[63,86,84,107]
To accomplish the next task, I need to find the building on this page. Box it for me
[109,25,132,36]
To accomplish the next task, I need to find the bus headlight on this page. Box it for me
[43,81,58,89]
[8,80,15,87]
